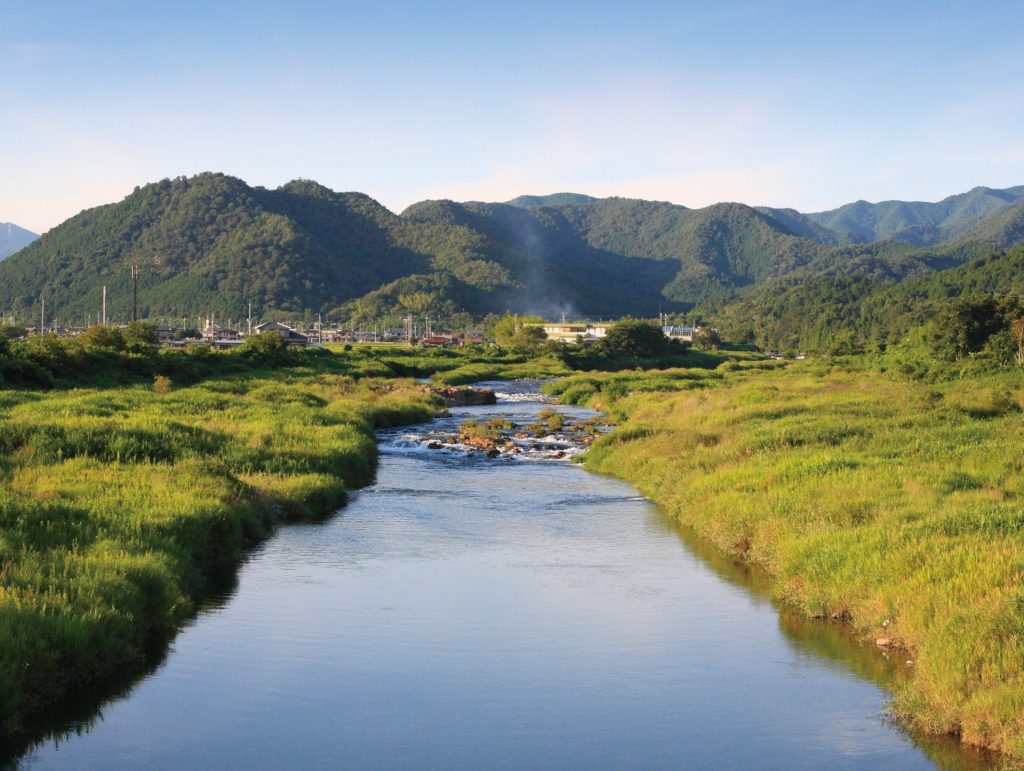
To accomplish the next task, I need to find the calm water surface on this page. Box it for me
[20,383,983,769]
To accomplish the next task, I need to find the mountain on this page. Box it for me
[719,230,1024,352]
[0,222,37,260]
[505,193,598,208]
[755,207,845,245]
[949,200,1024,251]
[0,175,839,325]
[805,185,1024,246]
[402,196,832,312]
[2,175,1024,332]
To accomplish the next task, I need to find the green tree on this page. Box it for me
[239,331,293,366]
[123,321,159,347]
[601,319,672,358]
[928,295,1019,361]
[79,324,125,350]
[983,330,1018,365]
[691,327,722,351]
[493,314,546,350]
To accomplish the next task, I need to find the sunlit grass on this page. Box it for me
[0,371,441,739]
[577,361,1024,757]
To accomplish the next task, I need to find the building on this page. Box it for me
[253,321,309,346]
[540,322,590,343]
[540,321,615,344]
[662,325,696,342]
[421,335,453,347]
[203,319,241,342]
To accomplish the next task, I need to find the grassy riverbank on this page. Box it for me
[0,365,442,747]
[561,357,1024,758]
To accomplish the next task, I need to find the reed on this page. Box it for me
[576,358,1024,757]
[0,370,441,743]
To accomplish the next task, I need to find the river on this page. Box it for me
[15,382,989,769]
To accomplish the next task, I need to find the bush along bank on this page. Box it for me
[0,370,443,751]
[569,358,1024,759]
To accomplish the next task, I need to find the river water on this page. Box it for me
[17,383,987,769]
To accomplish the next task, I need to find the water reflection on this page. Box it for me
[9,383,995,770]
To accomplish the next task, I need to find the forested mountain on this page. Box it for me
[0,222,37,260]
[718,242,1024,352]
[2,174,1023,336]
[804,185,1024,246]
[505,193,598,208]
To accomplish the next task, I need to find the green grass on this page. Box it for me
[573,359,1024,758]
[0,369,441,745]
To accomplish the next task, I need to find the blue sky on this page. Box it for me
[3,0,1024,232]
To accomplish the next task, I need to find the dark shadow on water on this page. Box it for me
[0,559,244,768]
[650,511,1000,771]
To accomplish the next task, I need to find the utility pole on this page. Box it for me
[40,297,45,334]
[102,285,107,326]
[131,265,140,322]
[248,301,253,336]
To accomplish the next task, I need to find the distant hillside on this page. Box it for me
[805,185,1024,245]
[756,207,845,245]
[3,175,1024,333]
[0,176,841,325]
[0,175,429,323]
[720,239,1024,352]
[0,222,37,260]
[505,193,598,209]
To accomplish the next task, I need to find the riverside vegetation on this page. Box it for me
[549,349,1024,758]
[0,332,456,752]
[0,324,708,753]
[4,309,1024,761]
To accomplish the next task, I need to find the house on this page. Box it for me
[420,336,452,347]
[203,320,241,341]
[153,325,178,342]
[320,328,351,343]
[540,321,615,344]
[540,323,590,343]
[662,325,696,342]
[253,321,309,346]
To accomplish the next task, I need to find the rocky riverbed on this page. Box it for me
[399,407,610,461]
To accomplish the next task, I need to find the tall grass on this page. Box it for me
[0,371,441,746]
[576,360,1024,758]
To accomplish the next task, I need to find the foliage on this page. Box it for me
[691,326,722,350]
[492,314,546,350]
[599,318,673,358]
[238,331,294,367]
[721,243,1024,353]
[575,359,1024,757]
[927,294,1022,361]
[0,367,442,748]
[8,174,1024,333]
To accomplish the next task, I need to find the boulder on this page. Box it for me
[435,387,497,407]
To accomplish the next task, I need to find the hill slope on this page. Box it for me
[0,176,844,324]
[4,176,1024,330]
[805,185,1024,245]
[0,222,37,260]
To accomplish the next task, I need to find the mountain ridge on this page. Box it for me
[0,222,38,260]
[2,175,1023,331]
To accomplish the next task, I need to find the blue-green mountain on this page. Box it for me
[0,174,1021,340]
[0,223,37,260]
